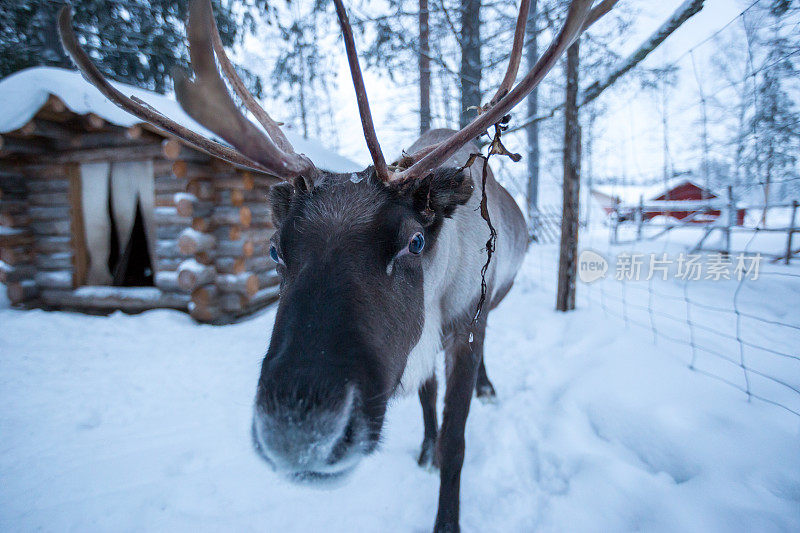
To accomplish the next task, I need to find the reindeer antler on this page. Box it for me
[57,0,316,182]
[489,0,617,109]
[204,4,295,154]
[333,0,617,182]
[332,0,391,181]
[488,0,533,107]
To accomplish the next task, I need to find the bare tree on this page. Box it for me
[460,0,482,128]
[690,52,712,198]
[525,0,540,239]
[420,0,432,133]
[554,0,703,311]
[271,5,338,141]
[746,2,800,224]
[709,32,749,196]
[557,39,581,312]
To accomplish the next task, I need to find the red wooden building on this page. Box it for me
[592,178,746,225]
[646,180,745,225]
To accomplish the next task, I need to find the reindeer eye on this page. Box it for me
[269,244,282,264]
[408,232,425,255]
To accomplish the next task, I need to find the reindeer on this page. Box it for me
[58,0,615,530]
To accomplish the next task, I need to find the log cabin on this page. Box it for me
[0,67,359,323]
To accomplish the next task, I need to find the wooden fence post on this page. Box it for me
[724,185,734,255]
[610,205,619,245]
[786,200,798,265]
[635,195,644,241]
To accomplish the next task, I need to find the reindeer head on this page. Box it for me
[58,0,615,483]
[252,166,472,481]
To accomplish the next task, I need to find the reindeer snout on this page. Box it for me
[252,369,367,482]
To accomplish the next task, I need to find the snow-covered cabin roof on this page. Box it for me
[592,177,713,205]
[0,67,361,173]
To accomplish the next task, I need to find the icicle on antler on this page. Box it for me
[57,0,316,182]
[332,0,617,182]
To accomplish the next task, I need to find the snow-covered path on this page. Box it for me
[1,252,799,532]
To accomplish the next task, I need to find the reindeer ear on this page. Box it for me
[407,167,474,222]
[267,182,295,228]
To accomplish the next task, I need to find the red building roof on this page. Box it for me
[651,180,717,201]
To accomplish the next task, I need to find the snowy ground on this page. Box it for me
[1,243,800,532]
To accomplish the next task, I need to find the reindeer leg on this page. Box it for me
[475,357,496,402]
[417,374,439,469]
[433,319,485,533]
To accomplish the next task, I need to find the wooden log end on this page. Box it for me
[177,238,196,256]
[177,259,216,291]
[191,284,219,307]
[175,193,197,217]
[242,171,255,191]
[86,113,105,130]
[178,228,215,256]
[177,269,197,291]
[240,206,252,228]
[245,273,259,298]
[126,124,143,139]
[45,94,66,113]
[231,189,245,207]
[172,160,188,179]
[242,240,255,258]
[187,179,214,200]
[192,217,210,233]
[189,302,221,323]
[162,138,183,160]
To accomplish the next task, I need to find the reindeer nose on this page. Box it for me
[257,356,350,414]
[252,371,364,478]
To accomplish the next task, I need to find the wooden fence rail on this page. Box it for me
[608,194,799,264]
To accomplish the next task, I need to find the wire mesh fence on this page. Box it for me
[492,0,800,418]
[526,215,800,417]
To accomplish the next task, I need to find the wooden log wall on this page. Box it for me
[12,163,74,304]
[0,165,37,304]
[0,107,171,307]
[152,154,200,311]
[158,151,281,323]
[212,167,280,322]
[2,106,282,321]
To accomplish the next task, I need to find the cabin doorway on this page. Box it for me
[75,160,156,287]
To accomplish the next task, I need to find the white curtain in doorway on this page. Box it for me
[110,160,156,263]
[80,161,112,285]
[79,159,155,286]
